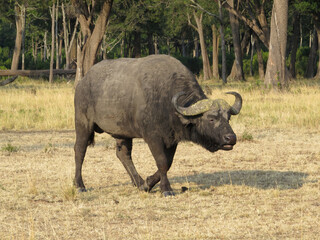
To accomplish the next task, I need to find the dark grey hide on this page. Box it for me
[74,55,242,196]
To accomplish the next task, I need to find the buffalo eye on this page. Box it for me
[207,113,219,123]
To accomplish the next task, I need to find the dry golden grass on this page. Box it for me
[0,78,319,239]
[0,78,74,131]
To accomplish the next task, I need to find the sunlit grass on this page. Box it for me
[0,77,74,131]
[206,78,320,131]
[0,77,319,131]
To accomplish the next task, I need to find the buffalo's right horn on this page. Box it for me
[226,91,242,115]
[172,92,213,116]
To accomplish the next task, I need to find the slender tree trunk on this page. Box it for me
[219,0,227,84]
[250,36,254,76]
[212,24,219,79]
[253,34,265,80]
[21,4,26,70]
[44,31,48,61]
[264,0,289,89]
[49,2,56,84]
[67,19,79,68]
[154,35,158,55]
[227,0,244,81]
[290,12,300,79]
[34,39,38,64]
[188,11,212,80]
[55,0,60,69]
[193,36,199,58]
[102,34,107,60]
[11,3,25,71]
[62,2,70,69]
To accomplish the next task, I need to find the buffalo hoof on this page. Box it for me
[163,191,175,197]
[139,182,151,192]
[78,187,87,193]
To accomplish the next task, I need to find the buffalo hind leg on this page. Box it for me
[115,138,147,191]
[74,124,94,192]
[145,140,177,196]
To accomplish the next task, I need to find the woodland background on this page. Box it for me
[0,0,320,87]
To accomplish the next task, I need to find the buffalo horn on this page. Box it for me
[172,92,213,116]
[226,91,242,115]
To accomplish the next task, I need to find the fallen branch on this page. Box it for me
[0,69,76,77]
[0,76,18,86]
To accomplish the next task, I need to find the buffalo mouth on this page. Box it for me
[220,144,234,151]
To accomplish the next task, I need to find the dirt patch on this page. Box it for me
[0,129,319,239]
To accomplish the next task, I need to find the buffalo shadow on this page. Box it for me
[171,170,309,190]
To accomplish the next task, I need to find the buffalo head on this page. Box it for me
[172,92,242,152]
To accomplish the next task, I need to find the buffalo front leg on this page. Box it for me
[115,138,147,191]
[145,140,177,196]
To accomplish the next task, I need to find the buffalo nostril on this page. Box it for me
[224,134,236,144]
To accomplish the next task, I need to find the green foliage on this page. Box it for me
[176,56,202,74]
[294,47,310,77]
[243,51,268,77]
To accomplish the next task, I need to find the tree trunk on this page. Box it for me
[250,36,254,76]
[264,0,289,89]
[154,35,159,55]
[216,0,269,48]
[219,0,227,84]
[55,0,60,70]
[253,34,265,80]
[227,0,244,81]
[62,2,70,69]
[289,12,300,79]
[254,0,270,44]
[21,4,26,70]
[212,24,219,79]
[11,3,25,71]
[193,36,199,58]
[49,2,56,84]
[305,28,317,78]
[44,31,48,61]
[72,0,113,86]
[188,11,212,80]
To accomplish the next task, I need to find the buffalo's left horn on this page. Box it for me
[172,92,213,116]
[226,91,242,115]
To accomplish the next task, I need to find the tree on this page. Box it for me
[72,0,113,86]
[11,2,26,71]
[49,1,55,83]
[211,24,219,79]
[227,0,245,81]
[188,10,212,80]
[214,0,271,49]
[264,0,289,88]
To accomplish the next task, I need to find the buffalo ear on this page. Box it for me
[175,112,191,125]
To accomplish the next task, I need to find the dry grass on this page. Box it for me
[0,78,319,239]
[0,78,74,131]
[0,130,319,239]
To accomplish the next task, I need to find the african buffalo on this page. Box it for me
[74,55,242,196]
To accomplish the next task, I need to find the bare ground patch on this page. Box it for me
[0,129,319,239]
